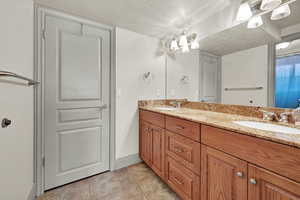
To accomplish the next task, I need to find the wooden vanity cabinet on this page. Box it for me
[139,109,300,200]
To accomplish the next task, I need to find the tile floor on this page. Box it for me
[37,163,180,200]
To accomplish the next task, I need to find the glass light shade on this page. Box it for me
[260,0,282,11]
[276,42,290,50]
[170,40,179,51]
[191,40,199,49]
[236,2,253,21]
[182,44,190,53]
[179,34,188,47]
[271,4,291,20]
[247,16,263,29]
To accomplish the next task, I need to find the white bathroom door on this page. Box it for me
[44,16,111,190]
[199,53,220,103]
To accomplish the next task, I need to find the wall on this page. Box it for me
[115,28,165,159]
[166,50,200,101]
[222,45,268,106]
[0,0,34,200]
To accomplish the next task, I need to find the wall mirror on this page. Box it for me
[166,0,300,109]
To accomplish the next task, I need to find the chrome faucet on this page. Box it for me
[260,110,290,123]
[170,101,182,108]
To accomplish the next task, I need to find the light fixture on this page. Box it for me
[179,33,188,47]
[169,31,199,52]
[271,4,291,20]
[170,39,179,51]
[260,0,282,11]
[276,42,290,50]
[247,15,263,29]
[236,2,253,21]
[191,40,199,49]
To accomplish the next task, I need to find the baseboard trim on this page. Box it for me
[27,183,36,200]
[114,154,142,170]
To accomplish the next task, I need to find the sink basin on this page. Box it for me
[155,107,178,111]
[233,121,300,135]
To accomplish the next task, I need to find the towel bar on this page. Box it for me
[0,70,39,86]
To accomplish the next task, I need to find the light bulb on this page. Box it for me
[191,40,199,49]
[179,34,188,47]
[182,44,190,53]
[276,42,290,50]
[170,39,179,51]
[271,4,291,20]
[236,2,253,21]
[260,0,282,11]
[247,16,263,29]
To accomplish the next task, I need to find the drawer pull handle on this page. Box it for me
[173,177,183,185]
[174,147,184,153]
[249,178,257,185]
[236,172,243,178]
[175,125,185,130]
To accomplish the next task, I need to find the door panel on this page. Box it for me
[140,121,152,166]
[248,164,300,200]
[151,125,165,178]
[60,32,101,100]
[201,145,248,200]
[44,16,110,190]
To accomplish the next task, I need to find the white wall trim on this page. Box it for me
[27,184,36,200]
[114,154,142,170]
[34,5,116,196]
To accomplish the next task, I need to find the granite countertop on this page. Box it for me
[140,106,300,149]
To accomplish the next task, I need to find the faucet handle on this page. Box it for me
[279,112,291,123]
[259,109,276,121]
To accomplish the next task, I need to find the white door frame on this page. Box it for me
[34,5,116,196]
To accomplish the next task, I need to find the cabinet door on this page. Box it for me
[201,145,248,200]
[248,164,300,200]
[151,125,165,179]
[140,121,152,166]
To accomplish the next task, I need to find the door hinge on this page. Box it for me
[41,29,46,40]
[42,157,45,167]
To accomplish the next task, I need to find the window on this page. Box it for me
[275,54,300,108]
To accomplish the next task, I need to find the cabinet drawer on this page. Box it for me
[140,110,165,128]
[201,125,300,183]
[166,131,200,175]
[166,116,200,141]
[166,156,200,200]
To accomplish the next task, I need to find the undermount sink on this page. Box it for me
[233,121,300,135]
[155,107,178,111]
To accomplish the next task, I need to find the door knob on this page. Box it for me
[249,178,257,185]
[236,172,243,178]
[1,118,12,128]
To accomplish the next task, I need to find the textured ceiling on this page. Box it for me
[35,0,300,55]
[35,0,241,38]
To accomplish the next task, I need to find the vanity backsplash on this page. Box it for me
[138,99,294,123]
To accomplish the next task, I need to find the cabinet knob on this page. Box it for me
[249,178,257,185]
[236,172,243,178]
